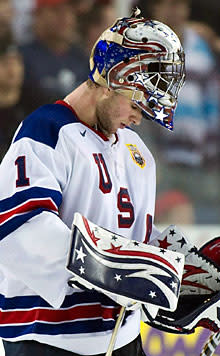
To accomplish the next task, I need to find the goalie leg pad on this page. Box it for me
[145,226,220,334]
[66,213,184,312]
[199,236,220,266]
[150,225,220,295]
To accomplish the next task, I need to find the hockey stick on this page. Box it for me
[105,306,126,356]
[200,331,220,356]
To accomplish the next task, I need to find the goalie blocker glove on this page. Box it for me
[142,226,220,334]
[66,213,184,316]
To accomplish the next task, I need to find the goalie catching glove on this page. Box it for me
[142,226,220,334]
[66,213,184,315]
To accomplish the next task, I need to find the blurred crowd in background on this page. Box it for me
[0,0,219,225]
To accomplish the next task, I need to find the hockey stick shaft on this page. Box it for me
[200,331,220,356]
[105,306,126,356]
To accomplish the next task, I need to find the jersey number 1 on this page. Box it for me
[15,156,30,187]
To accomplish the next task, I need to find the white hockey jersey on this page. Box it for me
[0,100,157,354]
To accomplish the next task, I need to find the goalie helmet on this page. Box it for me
[89,8,185,131]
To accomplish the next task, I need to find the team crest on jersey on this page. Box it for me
[126,144,146,168]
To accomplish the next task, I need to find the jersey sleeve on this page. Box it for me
[0,109,74,308]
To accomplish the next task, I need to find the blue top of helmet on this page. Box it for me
[89,40,146,83]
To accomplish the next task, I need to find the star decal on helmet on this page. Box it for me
[144,20,157,28]
[133,72,149,86]
[148,96,158,105]
[153,107,169,123]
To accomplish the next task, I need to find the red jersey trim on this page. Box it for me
[0,304,120,325]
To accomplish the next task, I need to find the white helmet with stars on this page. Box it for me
[89,8,185,131]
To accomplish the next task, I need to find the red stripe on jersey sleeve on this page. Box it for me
[0,199,58,225]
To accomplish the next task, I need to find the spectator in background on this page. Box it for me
[78,1,117,55]
[190,0,220,38]
[73,0,94,16]
[11,0,95,46]
[11,0,35,45]
[188,21,220,66]
[0,33,25,161]
[0,0,14,41]
[135,0,220,223]
[155,190,195,225]
[19,0,89,113]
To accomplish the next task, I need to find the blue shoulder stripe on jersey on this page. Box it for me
[13,103,79,148]
[0,187,62,213]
